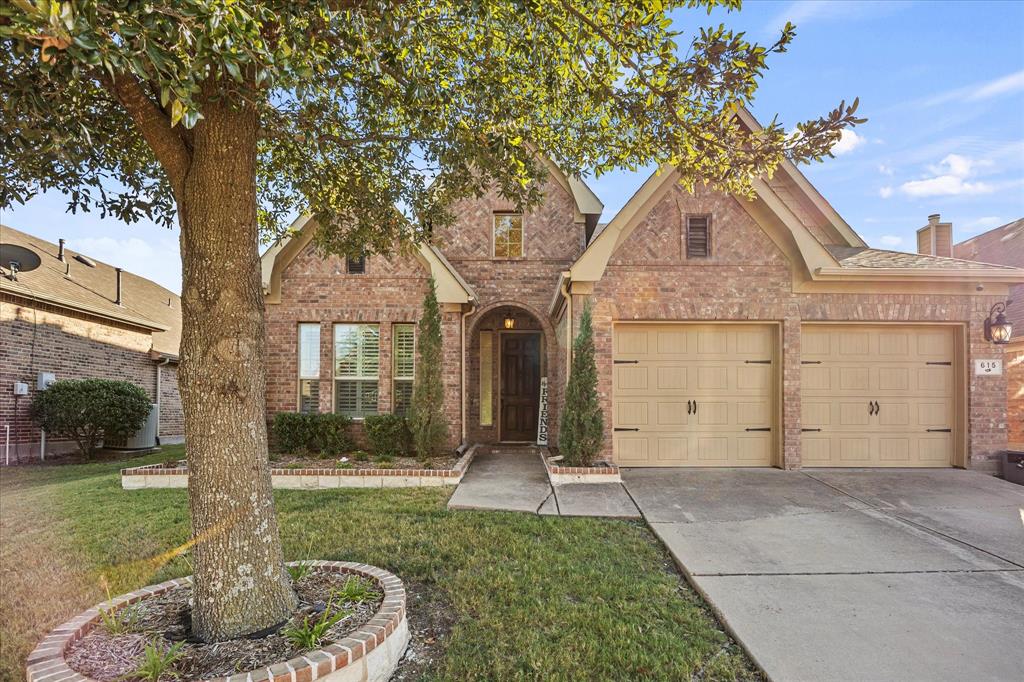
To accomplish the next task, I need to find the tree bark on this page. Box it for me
[177,95,296,642]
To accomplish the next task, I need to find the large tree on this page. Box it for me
[0,0,860,641]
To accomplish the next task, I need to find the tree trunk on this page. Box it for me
[178,96,296,642]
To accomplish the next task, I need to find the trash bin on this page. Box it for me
[1001,451,1024,485]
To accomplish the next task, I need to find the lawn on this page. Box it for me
[0,445,759,681]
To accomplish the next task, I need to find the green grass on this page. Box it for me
[0,445,759,681]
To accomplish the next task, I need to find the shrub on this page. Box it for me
[558,302,604,466]
[271,412,353,456]
[29,379,151,457]
[364,414,412,457]
[410,278,448,460]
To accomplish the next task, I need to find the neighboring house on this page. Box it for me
[262,110,1024,473]
[0,225,184,460]
[954,218,1024,449]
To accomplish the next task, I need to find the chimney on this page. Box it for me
[57,238,66,262]
[115,267,123,305]
[916,213,953,258]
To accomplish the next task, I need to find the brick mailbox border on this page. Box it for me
[26,561,410,682]
[122,446,478,490]
[542,454,621,485]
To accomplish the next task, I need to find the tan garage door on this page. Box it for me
[801,325,956,467]
[613,323,775,466]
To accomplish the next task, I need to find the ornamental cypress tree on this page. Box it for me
[410,278,448,460]
[559,302,603,466]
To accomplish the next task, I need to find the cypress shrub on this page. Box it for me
[558,302,604,466]
[364,414,412,457]
[409,278,448,460]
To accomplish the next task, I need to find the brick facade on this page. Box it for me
[265,173,1016,470]
[0,294,185,459]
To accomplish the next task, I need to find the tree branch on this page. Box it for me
[99,72,191,197]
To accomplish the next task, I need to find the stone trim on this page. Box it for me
[26,561,409,682]
[121,447,477,490]
[542,453,621,485]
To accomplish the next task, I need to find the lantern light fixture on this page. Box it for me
[983,300,1013,345]
[503,310,516,330]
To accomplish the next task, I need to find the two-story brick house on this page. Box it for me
[262,111,1023,472]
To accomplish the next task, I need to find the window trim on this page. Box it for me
[297,323,321,414]
[332,323,380,419]
[492,212,525,259]
[392,323,415,417]
[685,214,711,259]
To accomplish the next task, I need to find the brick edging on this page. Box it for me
[540,452,622,484]
[26,561,407,682]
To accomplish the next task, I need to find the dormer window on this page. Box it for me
[346,255,366,274]
[686,216,710,258]
[493,213,523,258]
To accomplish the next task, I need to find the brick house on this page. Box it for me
[954,218,1024,449]
[262,110,1023,472]
[1,225,184,461]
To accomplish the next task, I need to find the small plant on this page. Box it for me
[284,462,303,469]
[352,450,370,462]
[129,639,184,681]
[332,576,381,604]
[287,561,313,582]
[364,414,412,457]
[374,454,393,467]
[98,577,143,634]
[336,461,353,469]
[281,599,349,650]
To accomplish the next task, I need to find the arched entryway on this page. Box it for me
[467,302,558,445]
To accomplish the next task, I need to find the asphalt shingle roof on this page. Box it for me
[825,245,1020,271]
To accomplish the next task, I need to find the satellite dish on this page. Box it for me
[0,244,42,273]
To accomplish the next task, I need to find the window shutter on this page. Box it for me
[686,216,710,258]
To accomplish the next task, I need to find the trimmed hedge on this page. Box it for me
[29,379,151,457]
[364,414,412,458]
[271,412,353,456]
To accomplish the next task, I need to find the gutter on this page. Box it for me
[154,356,171,445]
[460,300,476,445]
[559,273,573,385]
[813,267,1024,283]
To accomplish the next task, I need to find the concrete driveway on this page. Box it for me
[622,468,1024,682]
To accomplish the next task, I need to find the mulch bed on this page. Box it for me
[389,579,457,681]
[269,453,459,471]
[66,571,383,681]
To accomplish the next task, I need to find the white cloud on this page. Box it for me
[899,154,995,198]
[831,129,867,156]
[67,236,182,293]
[879,186,894,198]
[879,235,904,247]
[964,216,1005,232]
[922,69,1024,107]
[878,164,894,176]
[764,1,910,35]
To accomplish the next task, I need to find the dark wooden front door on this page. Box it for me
[501,333,541,441]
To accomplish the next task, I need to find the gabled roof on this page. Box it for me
[953,218,1023,264]
[537,155,603,222]
[0,224,181,355]
[260,217,475,305]
[569,109,1024,286]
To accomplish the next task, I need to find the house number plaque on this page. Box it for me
[974,359,1002,376]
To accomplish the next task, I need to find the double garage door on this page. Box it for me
[612,322,956,468]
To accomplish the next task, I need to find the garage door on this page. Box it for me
[613,323,775,466]
[801,325,956,467]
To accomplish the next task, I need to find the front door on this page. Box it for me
[501,333,541,441]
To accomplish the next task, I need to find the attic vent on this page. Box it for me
[74,254,97,267]
[686,216,710,259]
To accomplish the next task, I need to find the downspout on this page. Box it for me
[155,357,171,445]
[460,301,476,445]
[560,273,573,385]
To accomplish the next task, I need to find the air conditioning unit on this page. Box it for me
[106,403,159,451]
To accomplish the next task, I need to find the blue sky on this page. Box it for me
[3,0,1023,293]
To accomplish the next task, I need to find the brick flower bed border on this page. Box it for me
[542,454,621,485]
[122,445,478,490]
[26,561,410,682]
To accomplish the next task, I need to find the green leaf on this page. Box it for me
[170,99,183,128]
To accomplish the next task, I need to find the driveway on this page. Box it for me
[622,468,1024,682]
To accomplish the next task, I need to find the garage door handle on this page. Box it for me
[869,401,879,415]
[614,360,639,364]
[926,361,952,366]
[745,360,771,364]
[686,400,692,415]
[802,428,822,432]
[614,428,640,432]
[926,428,952,433]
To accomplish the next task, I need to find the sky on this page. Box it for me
[2,0,1023,294]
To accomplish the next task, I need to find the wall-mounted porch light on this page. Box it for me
[503,310,516,330]
[983,300,1013,345]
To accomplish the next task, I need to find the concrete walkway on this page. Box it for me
[447,448,639,518]
[622,468,1024,682]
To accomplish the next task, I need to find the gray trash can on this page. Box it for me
[1001,451,1024,485]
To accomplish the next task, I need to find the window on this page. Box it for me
[346,255,366,274]
[686,216,710,258]
[493,214,523,258]
[334,324,379,417]
[392,324,415,416]
[297,323,320,414]
[479,331,493,426]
